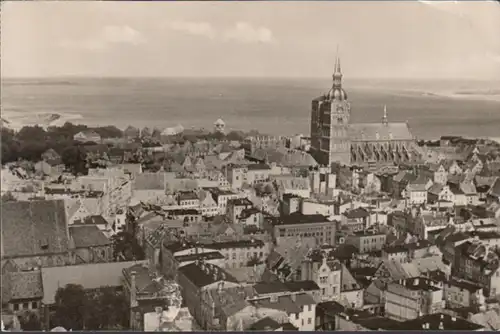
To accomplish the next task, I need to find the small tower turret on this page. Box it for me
[382,105,389,126]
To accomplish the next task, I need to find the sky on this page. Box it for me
[1,1,500,79]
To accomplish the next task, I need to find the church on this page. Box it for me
[310,57,422,169]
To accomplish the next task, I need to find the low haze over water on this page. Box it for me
[2,77,500,140]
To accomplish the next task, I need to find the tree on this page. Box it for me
[110,231,145,261]
[16,126,46,142]
[53,284,88,330]
[226,131,245,142]
[1,191,16,202]
[84,288,128,330]
[19,310,42,331]
[53,285,129,330]
[61,145,88,175]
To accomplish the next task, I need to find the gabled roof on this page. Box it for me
[2,200,70,258]
[488,177,500,198]
[349,122,413,141]
[341,264,362,292]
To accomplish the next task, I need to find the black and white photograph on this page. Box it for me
[1,0,500,331]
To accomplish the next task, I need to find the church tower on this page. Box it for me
[310,54,351,167]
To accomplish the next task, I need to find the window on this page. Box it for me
[232,253,236,260]
[308,318,312,324]
[23,302,29,309]
[301,319,304,326]
[13,304,19,311]
[31,301,38,309]
[308,305,312,312]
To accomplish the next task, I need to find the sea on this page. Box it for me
[1,77,500,141]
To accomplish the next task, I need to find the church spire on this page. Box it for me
[332,46,342,88]
[382,105,388,125]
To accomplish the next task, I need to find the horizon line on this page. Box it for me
[2,75,499,82]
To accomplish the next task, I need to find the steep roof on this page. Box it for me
[349,122,413,142]
[341,264,362,292]
[2,200,70,258]
[488,177,500,198]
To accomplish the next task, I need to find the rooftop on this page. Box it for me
[69,225,111,248]
[178,262,237,289]
[280,212,331,225]
[396,313,483,331]
[2,199,70,258]
[41,260,147,304]
[247,163,271,171]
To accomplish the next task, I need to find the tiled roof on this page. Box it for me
[247,163,271,171]
[133,172,165,190]
[252,295,302,314]
[281,212,330,225]
[488,177,500,197]
[428,183,444,195]
[285,280,320,292]
[178,262,238,289]
[254,281,289,294]
[470,309,500,331]
[7,271,43,301]
[1,200,70,258]
[174,251,225,263]
[341,264,362,292]
[349,122,413,141]
[41,260,147,304]
[343,207,369,219]
[73,215,108,226]
[397,313,483,331]
[69,225,111,248]
[407,183,427,192]
[122,263,163,294]
[225,264,266,283]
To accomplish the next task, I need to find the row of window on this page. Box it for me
[12,301,39,311]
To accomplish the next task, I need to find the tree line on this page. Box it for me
[1,122,122,166]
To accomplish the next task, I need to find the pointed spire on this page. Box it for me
[334,45,341,74]
[382,105,388,125]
